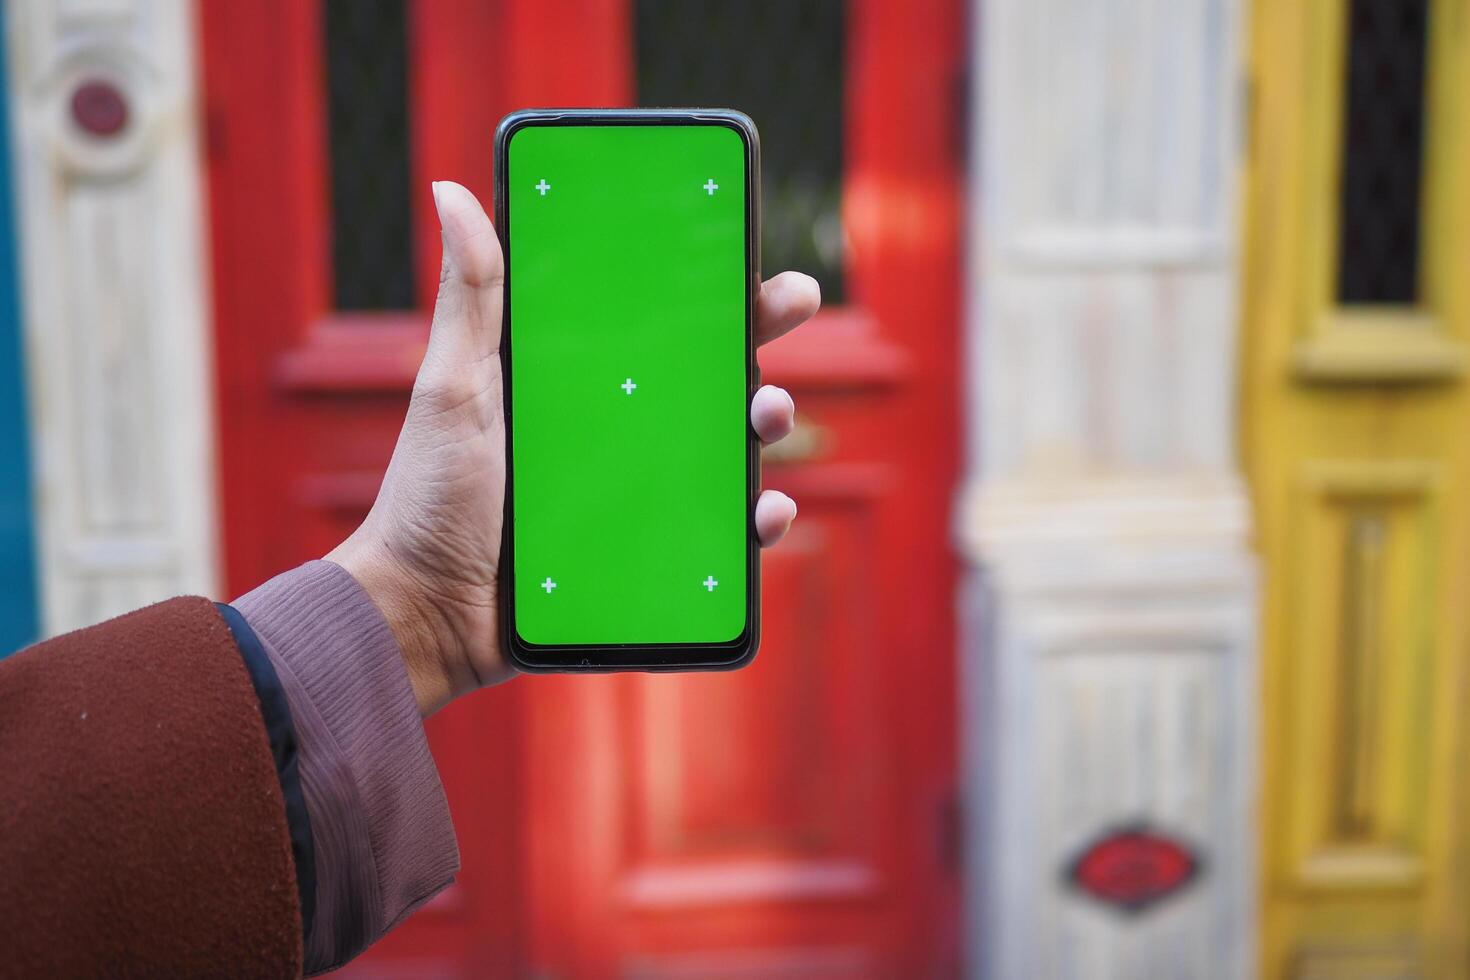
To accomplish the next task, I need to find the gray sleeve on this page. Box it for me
[234,560,460,975]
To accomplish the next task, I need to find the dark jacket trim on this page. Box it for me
[217,600,318,942]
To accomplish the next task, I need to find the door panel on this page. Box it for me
[1243,0,1470,974]
[201,1,962,974]
[628,527,878,868]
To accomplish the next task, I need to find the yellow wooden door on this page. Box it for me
[1243,0,1470,975]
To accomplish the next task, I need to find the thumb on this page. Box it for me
[427,180,504,363]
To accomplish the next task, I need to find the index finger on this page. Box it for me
[756,271,821,347]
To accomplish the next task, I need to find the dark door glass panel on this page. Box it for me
[1335,0,1428,306]
[324,0,415,311]
[635,0,846,303]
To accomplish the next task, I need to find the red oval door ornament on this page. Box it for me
[70,80,129,138]
[1067,826,1199,913]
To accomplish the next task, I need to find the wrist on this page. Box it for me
[326,533,460,717]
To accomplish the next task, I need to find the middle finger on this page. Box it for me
[750,384,796,444]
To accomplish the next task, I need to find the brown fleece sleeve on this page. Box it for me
[0,596,302,979]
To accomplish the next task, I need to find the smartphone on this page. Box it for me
[494,108,761,671]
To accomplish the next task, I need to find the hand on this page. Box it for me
[327,181,820,716]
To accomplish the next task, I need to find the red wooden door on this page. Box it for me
[201,1,962,975]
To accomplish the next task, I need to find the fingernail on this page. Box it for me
[431,181,444,217]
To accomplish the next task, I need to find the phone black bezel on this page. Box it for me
[493,108,762,672]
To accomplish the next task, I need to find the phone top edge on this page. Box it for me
[495,108,759,149]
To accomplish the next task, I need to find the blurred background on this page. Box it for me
[1,0,1466,976]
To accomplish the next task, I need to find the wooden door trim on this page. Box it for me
[1281,0,1470,384]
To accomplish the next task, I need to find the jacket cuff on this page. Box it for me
[234,560,460,974]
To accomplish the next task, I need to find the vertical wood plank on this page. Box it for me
[6,0,219,632]
[963,0,1256,975]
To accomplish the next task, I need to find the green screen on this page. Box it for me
[506,122,750,646]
